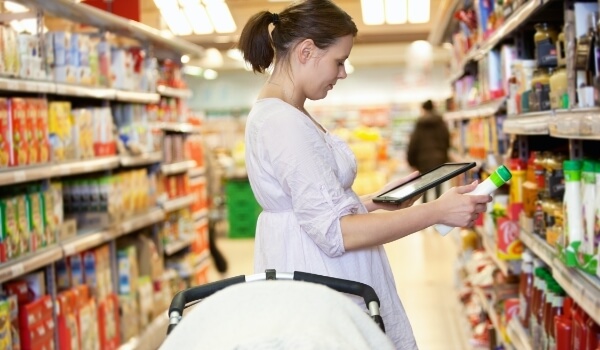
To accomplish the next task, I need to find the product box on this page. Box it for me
[56,258,71,291]
[70,254,84,287]
[24,99,37,165]
[0,299,12,350]
[8,295,20,350]
[496,217,523,260]
[48,101,73,162]
[97,294,120,350]
[9,98,28,166]
[0,98,10,168]
[14,195,29,256]
[3,27,19,76]
[78,298,100,350]
[117,295,139,343]
[35,99,49,164]
[26,189,45,251]
[117,245,138,295]
[57,290,81,350]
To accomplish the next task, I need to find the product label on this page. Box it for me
[537,38,558,67]
[534,82,551,111]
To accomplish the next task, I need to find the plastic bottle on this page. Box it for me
[548,286,566,350]
[563,160,583,267]
[582,160,596,256]
[519,250,534,327]
[555,296,573,350]
[595,162,600,279]
[435,165,512,236]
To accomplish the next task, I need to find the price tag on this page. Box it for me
[7,80,19,91]
[10,263,25,277]
[64,244,76,256]
[13,171,26,183]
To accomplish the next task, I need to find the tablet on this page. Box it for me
[373,162,476,204]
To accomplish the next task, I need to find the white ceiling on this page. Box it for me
[139,0,454,70]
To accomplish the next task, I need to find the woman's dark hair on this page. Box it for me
[237,0,358,73]
[422,100,434,111]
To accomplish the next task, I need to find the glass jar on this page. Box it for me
[534,23,558,67]
[550,66,568,110]
[531,68,551,111]
[556,28,566,67]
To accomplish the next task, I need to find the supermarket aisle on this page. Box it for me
[207,228,466,349]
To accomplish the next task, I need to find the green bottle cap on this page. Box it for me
[582,160,595,173]
[495,165,512,182]
[595,161,600,173]
[563,160,582,171]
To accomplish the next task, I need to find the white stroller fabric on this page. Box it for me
[160,280,395,350]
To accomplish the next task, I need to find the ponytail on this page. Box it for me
[237,11,275,74]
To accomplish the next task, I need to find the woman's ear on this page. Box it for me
[296,39,316,64]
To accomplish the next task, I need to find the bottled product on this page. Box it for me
[509,159,526,205]
[534,23,559,67]
[582,161,597,256]
[563,160,583,267]
[518,250,534,327]
[547,285,565,350]
[435,165,512,236]
[523,152,541,218]
[542,281,557,350]
[556,27,566,67]
[531,68,552,111]
[555,296,573,350]
[595,162,600,279]
[532,269,549,348]
[550,66,568,109]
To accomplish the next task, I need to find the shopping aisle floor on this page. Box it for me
[207,228,467,349]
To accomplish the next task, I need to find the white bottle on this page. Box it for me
[563,160,583,267]
[435,165,512,236]
[582,160,596,255]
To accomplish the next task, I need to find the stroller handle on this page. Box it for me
[166,270,385,335]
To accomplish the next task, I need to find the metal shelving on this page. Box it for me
[0,246,63,284]
[61,229,114,257]
[164,235,195,256]
[161,160,197,176]
[161,194,197,213]
[119,152,163,167]
[506,318,532,350]
[444,98,506,121]
[157,85,193,99]
[117,207,166,237]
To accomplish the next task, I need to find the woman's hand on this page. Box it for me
[363,171,421,212]
[431,181,492,227]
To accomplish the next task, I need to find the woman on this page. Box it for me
[237,1,491,348]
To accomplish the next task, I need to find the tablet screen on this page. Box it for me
[376,163,474,203]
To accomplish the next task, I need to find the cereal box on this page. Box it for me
[8,98,27,166]
[0,98,10,168]
[2,197,20,260]
[35,99,49,164]
[26,188,45,251]
[25,99,37,164]
[14,195,29,255]
[0,299,12,350]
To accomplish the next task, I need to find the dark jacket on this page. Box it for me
[407,111,450,173]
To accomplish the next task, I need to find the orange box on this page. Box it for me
[36,99,50,164]
[25,99,38,164]
[9,98,28,166]
[0,98,10,167]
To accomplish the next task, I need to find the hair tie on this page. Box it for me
[272,13,280,25]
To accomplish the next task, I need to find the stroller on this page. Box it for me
[161,269,394,349]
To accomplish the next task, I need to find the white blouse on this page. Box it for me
[244,98,418,350]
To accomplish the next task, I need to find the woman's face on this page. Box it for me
[303,35,353,101]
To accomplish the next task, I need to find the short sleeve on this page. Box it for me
[259,112,360,257]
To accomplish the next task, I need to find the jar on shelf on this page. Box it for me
[549,66,568,110]
[530,68,551,111]
[556,27,566,67]
[534,23,558,68]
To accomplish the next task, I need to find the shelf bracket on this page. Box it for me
[569,139,583,160]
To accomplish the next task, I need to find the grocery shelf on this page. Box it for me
[503,113,550,135]
[193,249,211,270]
[61,229,114,257]
[0,245,63,284]
[117,207,166,237]
[114,90,161,104]
[450,0,544,80]
[506,318,532,350]
[156,122,202,133]
[518,228,554,267]
[478,228,511,276]
[161,194,197,213]
[444,98,506,121]
[118,310,168,350]
[52,156,120,177]
[474,286,501,331]
[193,208,209,222]
[15,0,205,58]
[551,257,600,326]
[161,160,197,175]
[188,166,206,178]
[164,235,195,256]
[157,85,193,99]
[0,164,54,186]
[550,132,600,140]
[119,152,163,167]
[54,83,115,99]
[0,77,55,93]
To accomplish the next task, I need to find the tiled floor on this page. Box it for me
[206,225,469,349]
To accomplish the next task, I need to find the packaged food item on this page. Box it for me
[534,23,558,67]
[563,160,583,267]
[1,197,19,260]
[9,98,28,166]
[0,98,10,168]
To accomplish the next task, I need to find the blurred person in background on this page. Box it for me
[407,100,450,202]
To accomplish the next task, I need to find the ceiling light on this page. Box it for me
[154,0,192,35]
[181,55,190,64]
[183,65,204,76]
[385,0,407,24]
[226,49,244,61]
[408,0,430,23]
[203,69,218,80]
[361,0,385,25]
[203,0,237,33]
[179,0,213,35]
[4,1,28,13]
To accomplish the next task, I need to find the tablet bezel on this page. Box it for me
[372,162,476,204]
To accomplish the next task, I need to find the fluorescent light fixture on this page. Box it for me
[4,1,28,13]
[154,0,192,35]
[385,0,407,24]
[203,0,236,33]
[408,0,430,23]
[181,55,190,64]
[361,0,385,25]
[179,0,213,35]
[183,65,204,76]
[202,48,224,68]
[203,69,218,80]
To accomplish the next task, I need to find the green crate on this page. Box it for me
[225,179,261,238]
